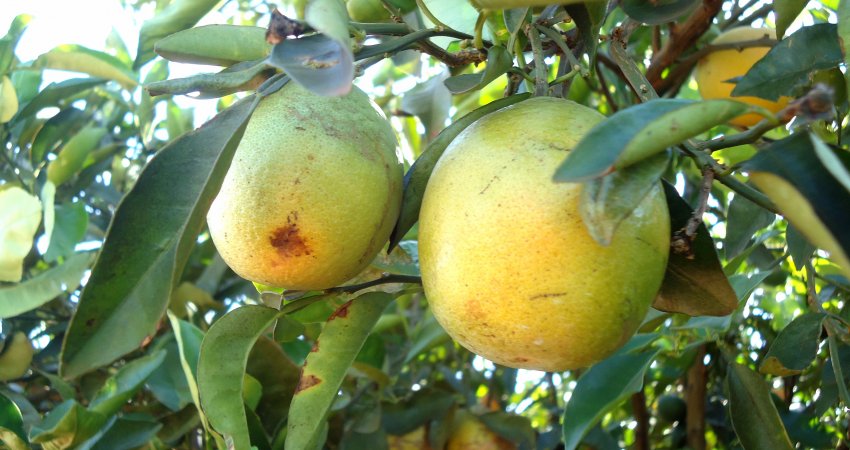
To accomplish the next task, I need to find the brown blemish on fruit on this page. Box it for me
[479,175,501,195]
[295,374,321,393]
[307,154,315,160]
[270,212,310,257]
[328,300,354,321]
[529,292,568,301]
[311,341,319,353]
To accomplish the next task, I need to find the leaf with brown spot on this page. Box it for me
[286,292,393,449]
[294,374,322,394]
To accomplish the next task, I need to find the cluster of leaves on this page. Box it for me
[1,0,850,449]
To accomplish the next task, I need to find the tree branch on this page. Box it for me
[646,0,723,90]
[686,345,707,450]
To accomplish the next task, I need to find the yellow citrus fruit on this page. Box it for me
[388,427,433,450]
[208,82,403,290]
[694,27,791,127]
[419,97,670,372]
[447,412,516,450]
[0,332,34,381]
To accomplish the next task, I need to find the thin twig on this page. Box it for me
[645,0,723,89]
[686,166,715,238]
[284,274,422,301]
[527,25,549,96]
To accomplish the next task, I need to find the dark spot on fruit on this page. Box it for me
[311,341,319,353]
[86,318,96,327]
[295,126,306,131]
[514,357,529,363]
[307,154,315,160]
[270,213,310,257]
[295,374,321,393]
[479,175,501,195]
[529,292,568,300]
[328,300,354,321]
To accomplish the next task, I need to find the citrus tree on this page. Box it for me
[1,0,849,448]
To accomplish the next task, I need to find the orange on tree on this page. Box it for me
[418,97,670,372]
[694,27,791,127]
[207,82,403,290]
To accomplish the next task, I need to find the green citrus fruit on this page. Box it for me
[0,332,34,381]
[694,27,791,128]
[347,0,392,23]
[208,82,403,290]
[419,97,670,372]
[657,394,687,422]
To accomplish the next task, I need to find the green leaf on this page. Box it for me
[732,24,843,101]
[30,107,87,164]
[579,151,669,246]
[145,61,271,98]
[246,336,301,433]
[146,340,193,411]
[760,312,826,376]
[479,412,535,449]
[167,313,226,448]
[403,310,451,364]
[267,34,353,97]
[30,400,107,450]
[0,252,91,319]
[35,45,137,90]
[621,0,699,25]
[36,370,76,401]
[133,0,220,69]
[60,96,258,379]
[444,46,513,94]
[388,94,531,250]
[743,132,850,279]
[154,25,270,66]
[727,363,794,450]
[44,202,88,263]
[0,391,28,450]
[198,305,280,450]
[15,78,106,121]
[775,0,808,38]
[562,348,659,450]
[86,415,162,450]
[268,0,354,97]
[787,225,815,270]
[46,125,108,187]
[840,0,850,91]
[563,2,606,64]
[554,99,747,182]
[398,73,452,139]
[88,350,166,417]
[286,292,394,450]
[725,192,775,259]
[382,389,455,435]
[654,182,738,316]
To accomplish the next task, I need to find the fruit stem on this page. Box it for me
[525,25,549,97]
[284,274,422,301]
[415,0,451,33]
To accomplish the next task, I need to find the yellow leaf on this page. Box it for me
[0,76,18,123]
[0,187,42,282]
